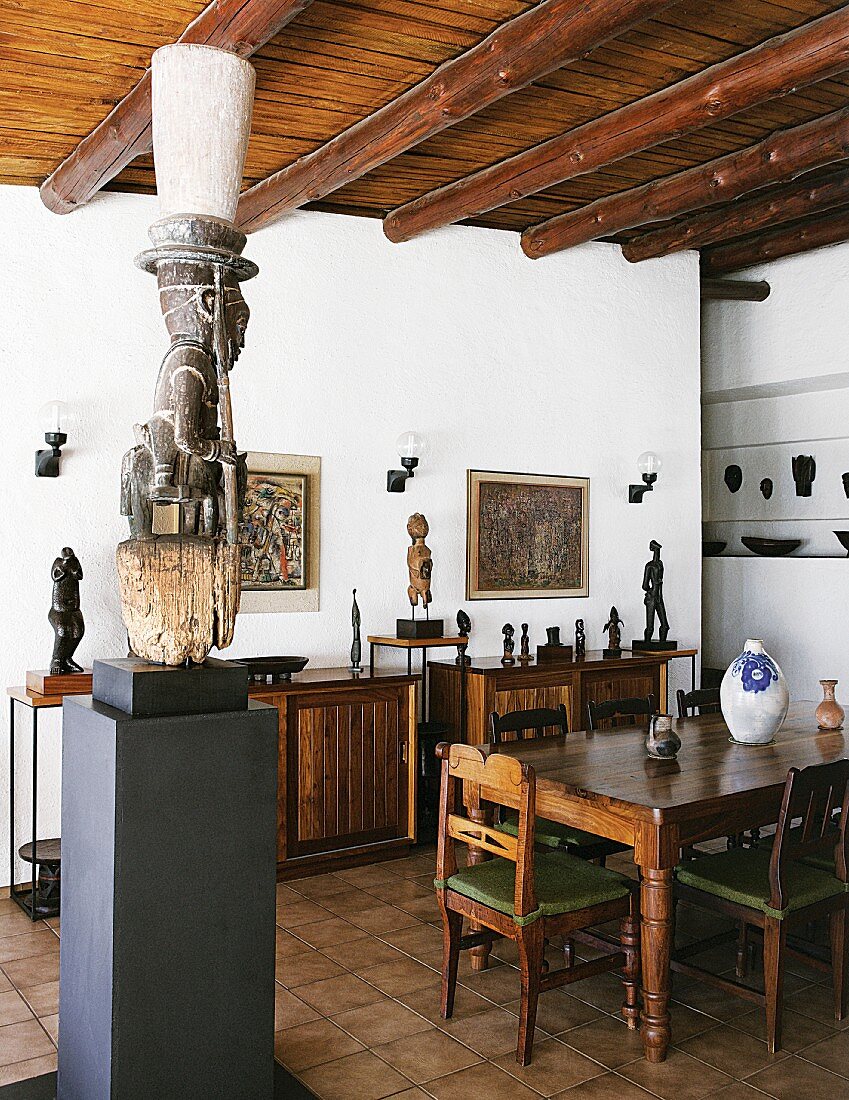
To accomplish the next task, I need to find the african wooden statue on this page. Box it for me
[49,547,85,676]
[406,513,433,612]
[115,45,257,665]
[604,607,623,654]
[642,540,670,643]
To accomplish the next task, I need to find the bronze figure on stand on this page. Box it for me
[49,547,85,676]
[603,607,623,658]
[632,540,677,651]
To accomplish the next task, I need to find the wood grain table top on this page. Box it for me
[483,703,843,823]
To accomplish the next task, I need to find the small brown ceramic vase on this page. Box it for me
[816,680,844,730]
[645,713,681,760]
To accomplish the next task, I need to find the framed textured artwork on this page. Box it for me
[239,452,321,613]
[466,470,589,600]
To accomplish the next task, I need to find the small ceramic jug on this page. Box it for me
[645,714,681,760]
[816,680,844,730]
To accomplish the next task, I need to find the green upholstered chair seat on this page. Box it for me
[496,809,610,850]
[761,827,839,872]
[675,846,847,919]
[442,851,631,925]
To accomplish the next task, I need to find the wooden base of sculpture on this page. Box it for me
[116,535,241,666]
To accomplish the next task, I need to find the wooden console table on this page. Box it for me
[429,648,698,745]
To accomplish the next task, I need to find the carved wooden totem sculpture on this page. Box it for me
[117,44,257,665]
[406,513,433,612]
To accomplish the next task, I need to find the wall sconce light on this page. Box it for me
[628,451,661,503]
[387,431,425,493]
[35,401,69,478]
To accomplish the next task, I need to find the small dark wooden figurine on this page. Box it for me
[501,623,516,665]
[760,477,773,500]
[792,454,816,497]
[407,513,433,612]
[724,464,743,493]
[457,609,471,637]
[603,606,623,657]
[575,618,586,658]
[49,547,85,675]
[546,627,561,646]
[349,588,362,674]
[843,472,849,499]
[518,623,532,662]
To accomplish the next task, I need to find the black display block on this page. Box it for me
[603,648,623,659]
[58,669,278,1100]
[396,618,445,639]
[92,656,248,717]
[631,639,679,651]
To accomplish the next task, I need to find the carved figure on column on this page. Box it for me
[115,44,258,666]
[406,513,433,612]
[49,547,85,675]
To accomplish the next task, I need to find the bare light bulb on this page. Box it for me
[39,400,69,435]
[396,431,425,461]
[637,451,661,478]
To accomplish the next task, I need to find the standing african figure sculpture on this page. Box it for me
[349,589,362,674]
[603,607,623,657]
[407,514,433,613]
[49,548,85,675]
[632,540,677,650]
[116,44,257,665]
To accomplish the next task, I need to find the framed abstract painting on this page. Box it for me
[239,452,321,613]
[466,470,589,600]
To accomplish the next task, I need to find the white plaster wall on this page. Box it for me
[702,241,849,701]
[0,186,702,886]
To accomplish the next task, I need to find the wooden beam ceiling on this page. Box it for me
[39,0,314,214]
[520,109,849,258]
[384,7,849,243]
[235,0,676,233]
[702,205,849,275]
[623,165,849,262]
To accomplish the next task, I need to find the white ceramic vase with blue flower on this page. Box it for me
[720,639,789,745]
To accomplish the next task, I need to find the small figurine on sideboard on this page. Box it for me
[518,623,532,663]
[501,623,516,665]
[603,606,623,658]
[49,547,85,676]
[349,588,362,674]
[575,618,586,659]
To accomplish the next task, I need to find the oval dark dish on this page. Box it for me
[240,656,310,682]
[834,532,849,557]
[741,537,801,557]
[703,541,727,557]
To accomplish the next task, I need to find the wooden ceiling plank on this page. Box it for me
[235,0,677,233]
[701,203,849,273]
[39,0,317,214]
[383,5,849,243]
[623,162,849,260]
[521,107,849,256]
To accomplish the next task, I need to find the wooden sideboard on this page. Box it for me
[428,649,696,745]
[249,668,419,879]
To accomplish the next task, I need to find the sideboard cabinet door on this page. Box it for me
[286,687,411,859]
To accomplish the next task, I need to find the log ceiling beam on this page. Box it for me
[383,6,849,244]
[234,0,676,234]
[623,164,849,263]
[701,206,849,275]
[39,0,314,215]
[520,108,849,259]
[700,279,770,302]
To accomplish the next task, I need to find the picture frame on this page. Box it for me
[239,452,321,613]
[466,469,589,600]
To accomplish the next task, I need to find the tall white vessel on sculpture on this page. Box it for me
[720,638,789,745]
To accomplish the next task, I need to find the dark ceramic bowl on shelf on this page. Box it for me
[702,541,727,557]
[239,656,309,683]
[835,532,849,557]
[741,536,802,557]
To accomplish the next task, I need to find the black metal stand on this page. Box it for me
[8,697,61,921]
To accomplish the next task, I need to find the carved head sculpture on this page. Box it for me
[792,454,816,497]
[157,261,250,365]
[724,464,743,493]
[649,539,662,554]
[407,513,429,541]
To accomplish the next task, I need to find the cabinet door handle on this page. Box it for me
[400,741,408,764]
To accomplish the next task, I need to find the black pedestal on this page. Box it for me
[395,618,445,639]
[631,639,678,651]
[57,661,278,1100]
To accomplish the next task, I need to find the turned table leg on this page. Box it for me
[639,865,674,1062]
[466,793,493,971]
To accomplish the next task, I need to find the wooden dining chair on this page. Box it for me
[672,760,849,1053]
[676,687,720,718]
[489,707,629,863]
[587,695,656,732]
[434,742,640,1065]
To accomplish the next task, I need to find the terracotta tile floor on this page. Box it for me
[3,848,849,1097]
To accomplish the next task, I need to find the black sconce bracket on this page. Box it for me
[35,431,67,478]
[387,455,419,493]
[628,472,657,504]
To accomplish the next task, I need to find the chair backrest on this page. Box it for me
[769,761,849,912]
[489,704,569,745]
[435,742,538,920]
[587,695,656,731]
[676,687,720,719]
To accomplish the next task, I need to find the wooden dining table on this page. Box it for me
[470,701,847,1063]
